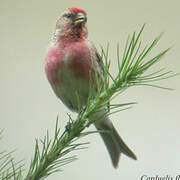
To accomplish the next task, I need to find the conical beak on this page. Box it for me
[74,12,87,26]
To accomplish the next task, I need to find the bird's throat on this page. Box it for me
[54,26,88,44]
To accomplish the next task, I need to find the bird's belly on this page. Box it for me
[54,66,90,111]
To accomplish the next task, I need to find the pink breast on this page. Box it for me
[67,42,93,79]
[45,41,93,86]
[45,46,64,84]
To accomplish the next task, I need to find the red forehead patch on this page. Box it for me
[68,7,87,16]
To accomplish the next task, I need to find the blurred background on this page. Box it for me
[0,0,180,179]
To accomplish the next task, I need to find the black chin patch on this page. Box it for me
[76,23,83,29]
[72,22,84,29]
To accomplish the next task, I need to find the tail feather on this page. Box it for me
[94,117,137,168]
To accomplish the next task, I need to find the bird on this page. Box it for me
[45,7,137,168]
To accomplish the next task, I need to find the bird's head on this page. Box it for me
[53,7,88,43]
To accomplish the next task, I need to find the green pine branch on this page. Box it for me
[1,25,178,180]
[0,130,23,180]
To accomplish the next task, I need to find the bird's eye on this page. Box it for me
[64,13,72,18]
